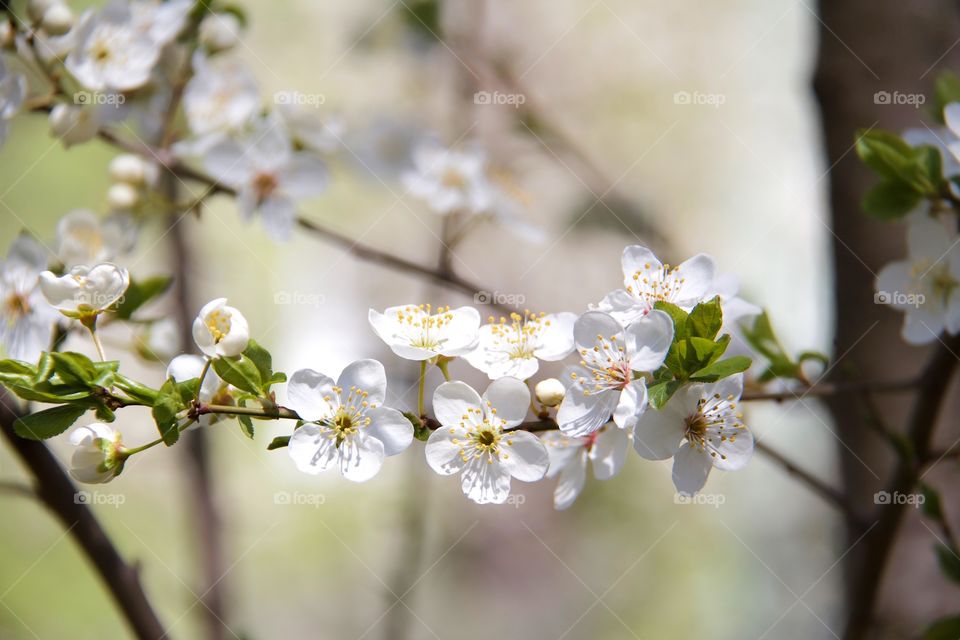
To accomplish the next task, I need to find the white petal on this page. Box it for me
[258,195,296,242]
[711,426,754,472]
[589,424,629,480]
[438,306,481,356]
[287,423,338,475]
[285,368,337,422]
[946,103,960,137]
[365,407,413,456]
[554,452,587,510]
[433,380,482,427]
[280,153,329,199]
[534,312,577,361]
[632,405,685,460]
[500,430,549,482]
[460,457,512,504]
[625,309,674,372]
[672,442,713,496]
[621,245,661,288]
[903,309,943,345]
[674,254,716,307]
[540,431,586,478]
[338,431,385,482]
[557,387,618,437]
[482,377,530,427]
[573,311,622,349]
[337,359,387,406]
[908,215,952,258]
[424,426,468,475]
[612,379,648,430]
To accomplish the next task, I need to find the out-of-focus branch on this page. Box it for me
[741,377,918,402]
[843,333,960,640]
[0,392,168,640]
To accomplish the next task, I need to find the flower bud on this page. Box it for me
[192,298,249,357]
[106,182,140,210]
[108,153,147,185]
[69,423,125,484]
[41,3,74,36]
[40,263,130,317]
[49,103,99,147]
[27,0,56,22]
[535,378,565,407]
[198,12,241,52]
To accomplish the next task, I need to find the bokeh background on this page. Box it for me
[0,0,848,638]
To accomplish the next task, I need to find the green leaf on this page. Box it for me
[935,544,960,585]
[686,336,719,368]
[0,359,36,387]
[152,378,184,446]
[212,355,263,395]
[856,130,919,182]
[238,414,254,439]
[647,380,683,410]
[690,356,752,382]
[920,483,944,520]
[112,275,173,320]
[50,352,97,386]
[267,435,290,450]
[113,374,159,405]
[924,614,960,640]
[861,180,923,220]
[654,301,689,339]
[13,404,88,440]
[688,297,723,339]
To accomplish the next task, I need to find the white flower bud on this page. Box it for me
[106,182,140,210]
[39,263,130,316]
[41,3,74,36]
[49,103,99,147]
[192,298,250,357]
[69,423,125,484]
[108,154,148,185]
[27,0,56,22]
[535,378,565,407]
[198,12,241,52]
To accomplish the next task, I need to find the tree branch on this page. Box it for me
[0,392,167,640]
[741,378,918,402]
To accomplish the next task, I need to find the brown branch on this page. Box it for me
[741,377,918,402]
[0,392,168,640]
[843,333,960,640]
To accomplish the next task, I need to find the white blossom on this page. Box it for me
[541,425,629,509]
[69,423,125,484]
[632,374,752,496]
[49,103,101,148]
[557,310,673,436]
[198,12,242,52]
[286,359,413,481]
[56,209,138,267]
[464,310,576,380]
[425,377,548,504]
[183,53,259,138]
[167,354,223,428]
[0,235,57,362]
[596,245,716,325]
[876,214,960,345]
[369,304,480,361]
[192,298,249,358]
[203,117,328,241]
[534,377,565,407]
[39,262,129,316]
[0,57,27,148]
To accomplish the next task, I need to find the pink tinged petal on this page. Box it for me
[287,423,338,475]
[337,359,387,406]
[338,432,385,482]
[258,195,296,242]
[711,426,754,472]
[285,368,337,422]
[612,379,648,430]
[672,442,713,496]
[432,380,482,427]
[460,457,512,504]
[280,153,329,199]
[621,245,661,289]
[424,426,468,475]
[534,312,578,361]
[482,377,530,427]
[554,452,587,510]
[589,424,629,480]
[632,404,685,460]
[573,311,622,350]
[365,407,413,456]
[500,429,549,482]
[540,431,586,478]
[557,387,618,437]
[675,254,716,307]
[903,309,943,345]
[625,309,674,372]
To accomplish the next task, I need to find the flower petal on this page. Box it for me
[612,379,648,430]
[589,424,629,480]
[541,431,586,478]
[621,245,661,289]
[338,431,385,482]
[287,423,338,475]
[424,426,468,475]
[500,430,549,482]
[433,380,483,428]
[675,254,716,307]
[337,359,387,406]
[460,457,512,504]
[285,368,337,422]
[365,406,413,456]
[534,312,577,361]
[573,311,622,350]
[482,377,530,427]
[557,387,618,437]
[632,404,684,460]
[554,452,587,510]
[625,309,674,372]
[672,442,713,496]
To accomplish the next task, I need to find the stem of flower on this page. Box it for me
[418,361,427,417]
[81,315,107,361]
[435,358,452,382]
[195,357,212,404]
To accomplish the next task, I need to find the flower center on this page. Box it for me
[625,261,686,309]
[395,304,454,351]
[323,385,375,447]
[252,171,279,202]
[441,168,466,190]
[451,406,513,465]
[4,292,30,320]
[573,333,631,395]
[683,394,746,462]
[205,309,231,342]
[487,310,548,361]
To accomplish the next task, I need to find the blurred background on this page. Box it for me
[1,0,933,638]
